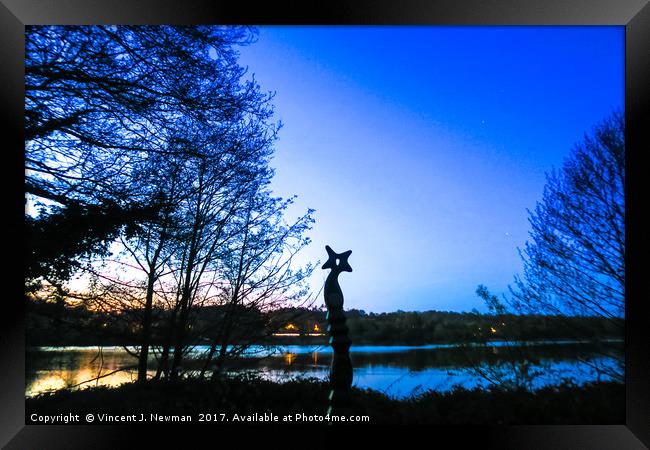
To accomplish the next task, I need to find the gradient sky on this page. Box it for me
[236,26,624,313]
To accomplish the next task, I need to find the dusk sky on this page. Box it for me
[236,26,624,313]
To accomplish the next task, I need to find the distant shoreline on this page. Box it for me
[26,338,625,353]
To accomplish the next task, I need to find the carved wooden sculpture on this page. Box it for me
[322,245,353,415]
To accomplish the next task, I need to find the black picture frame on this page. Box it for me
[3,0,648,448]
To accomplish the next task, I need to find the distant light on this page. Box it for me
[490,327,497,334]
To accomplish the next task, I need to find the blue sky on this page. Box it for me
[236,26,624,313]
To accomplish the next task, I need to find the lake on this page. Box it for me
[26,340,623,399]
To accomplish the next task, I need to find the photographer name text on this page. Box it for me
[30,412,370,424]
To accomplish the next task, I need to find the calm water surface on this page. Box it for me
[26,341,623,399]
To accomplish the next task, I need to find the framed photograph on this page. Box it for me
[4,0,649,448]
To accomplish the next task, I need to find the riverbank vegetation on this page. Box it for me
[25,375,624,425]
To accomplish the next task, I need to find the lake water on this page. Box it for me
[26,340,623,399]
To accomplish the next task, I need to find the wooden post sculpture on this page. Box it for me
[322,245,353,415]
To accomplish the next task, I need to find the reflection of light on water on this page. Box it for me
[284,353,296,365]
[26,372,68,395]
[27,343,623,399]
[26,368,142,397]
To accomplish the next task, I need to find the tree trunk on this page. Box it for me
[137,272,156,383]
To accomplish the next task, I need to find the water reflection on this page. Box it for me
[26,341,623,399]
[284,352,296,365]
[26,348,151,397]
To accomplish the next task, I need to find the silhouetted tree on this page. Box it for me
[475,111,625,384]
[25,25,270,286]
[510,111,624,323]
[25,201,150,288]
[112,153,187,382]
[472,285,546,390]
[164,152,263,380]
[25,26,319,387]
[199,188,316,380]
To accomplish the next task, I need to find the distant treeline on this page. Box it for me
[26,301,623,347]
[274,308,623,345]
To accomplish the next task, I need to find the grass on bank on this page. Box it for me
[26,375,624,425]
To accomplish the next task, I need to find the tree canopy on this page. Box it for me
[25,25,277,284]
[25,25,316,382]
[510,110,625,321]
